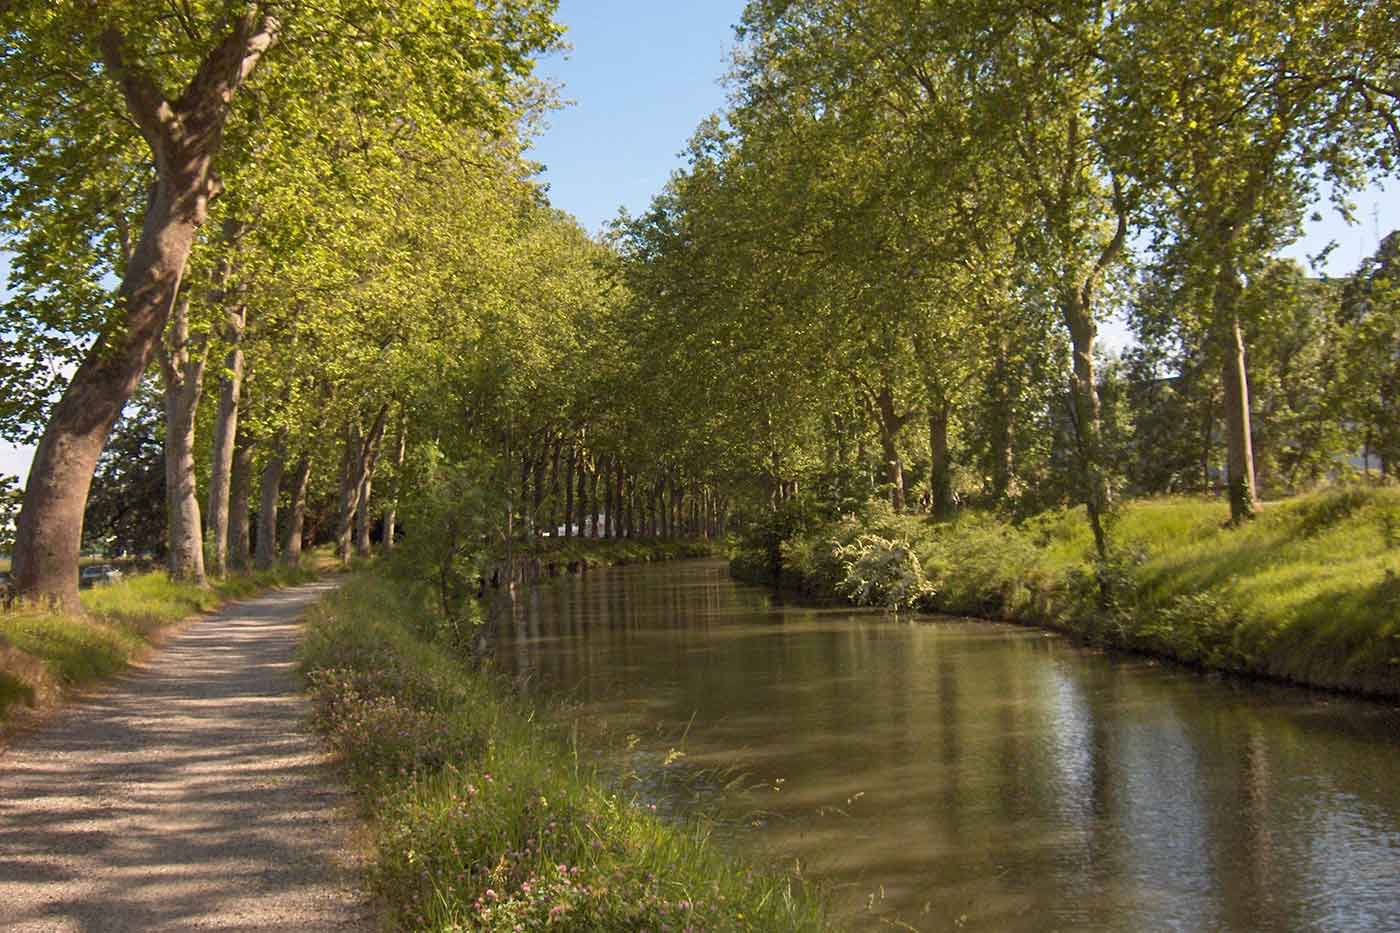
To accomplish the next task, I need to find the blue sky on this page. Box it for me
[1,1,1396,484]
[527,0,748,235]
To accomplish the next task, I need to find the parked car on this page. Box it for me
[78,564,123,588]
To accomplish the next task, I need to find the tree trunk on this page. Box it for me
[335,404,389,562]
[335,426,362,562]
[588,465,600,539]
[229,431,254,573]
[382,413,408,552]
[987,348,1015,504]
[602,457,614,539]
[575,450,589,539]
[1216,260,1258,522]
[158,297,209,585]
[355,428,384,558]
[1064,293,1111,560]
[206,218,247,578]
[563,442,576,539]
[255,440,285,571]
[875,383,909,512]
[9,15,279,610]
[927,402,955,520]
[282,454,312,567]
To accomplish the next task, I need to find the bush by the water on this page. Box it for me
[731,487,1400,697]
[299,572,830,932]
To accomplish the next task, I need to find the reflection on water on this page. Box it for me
[494,560,1400,931]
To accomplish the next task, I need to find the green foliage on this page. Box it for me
[299,572,832,932]
[81,391,166,557]
[384,443,502,638]
[0,473,21,554]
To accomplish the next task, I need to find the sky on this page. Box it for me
[1,0,1396,485]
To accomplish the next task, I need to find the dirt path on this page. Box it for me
[0,580,374,932]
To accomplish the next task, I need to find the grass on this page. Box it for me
[734,486,1400,697]
[1,562,319,725]
[299,572,831,932]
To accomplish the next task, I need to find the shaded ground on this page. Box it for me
[0,580,373,932]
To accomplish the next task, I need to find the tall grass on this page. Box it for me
[736,487,1400,697]
[1,563,318,724]
[299,573,830,932]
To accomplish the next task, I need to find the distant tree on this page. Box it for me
[1340,232,1400,478]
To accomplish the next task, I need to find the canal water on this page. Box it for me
[494,560,1400,931]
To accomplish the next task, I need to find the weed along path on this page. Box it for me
[0,580,372,932]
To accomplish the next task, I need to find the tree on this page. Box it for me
[1104,0,1398,521]
[2,0,562,608]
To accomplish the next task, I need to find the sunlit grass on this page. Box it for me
[746,486,1400,696]
[300,573,831,932]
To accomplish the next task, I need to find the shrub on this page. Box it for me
[833,534,934,611]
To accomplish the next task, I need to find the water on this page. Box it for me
[494,560,1400,931]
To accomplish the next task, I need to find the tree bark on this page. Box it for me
[229,431,254,573]
[206,218,247,578]
[588,464,600,539]
[382,413,407,552]
[282,454,312,567]
[336,404,388,561]
[255,438,285,571]
[157,296,209,585]
[10,15,279,610]
[563,442,575,539]
[1215,260,1258,522]
[927,402,955,521]
[355,427,384,557]
[875,382,911,512]
[1063,292,1111,560]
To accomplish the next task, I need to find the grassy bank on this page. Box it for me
[526,536,723,568]
[299,572,829,932]
[1,565,317,725]
[732,487,1400,697]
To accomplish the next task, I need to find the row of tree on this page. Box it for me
[607,0,1399,562]
[3,0,1399,613]
[2,1,742,611]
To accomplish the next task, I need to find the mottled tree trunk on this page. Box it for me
[563,442,575,539]
[588,466,600,539]
[10,15,279,610]
[1064,292,1111,560]
[875,383,910,512]
[575,450,589,539]
[206,218,247,578]
[158,297,209,585]
[282,454,312,567]
[382,414,407,552]
[355,429,384,557]
[255,438,285,570]
[1218,269,1258,523]
[927,402,954,520]
[336,405,388,561]
[229,432,254,573]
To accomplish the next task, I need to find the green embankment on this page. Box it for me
[299,571,829,932]
[0,565,317,724]
[732,487,1400,697]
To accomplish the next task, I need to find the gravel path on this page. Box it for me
[0,579,374,932]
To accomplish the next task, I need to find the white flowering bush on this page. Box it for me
[833,534,935,611]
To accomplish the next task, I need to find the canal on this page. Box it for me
[495,560,1400,931]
